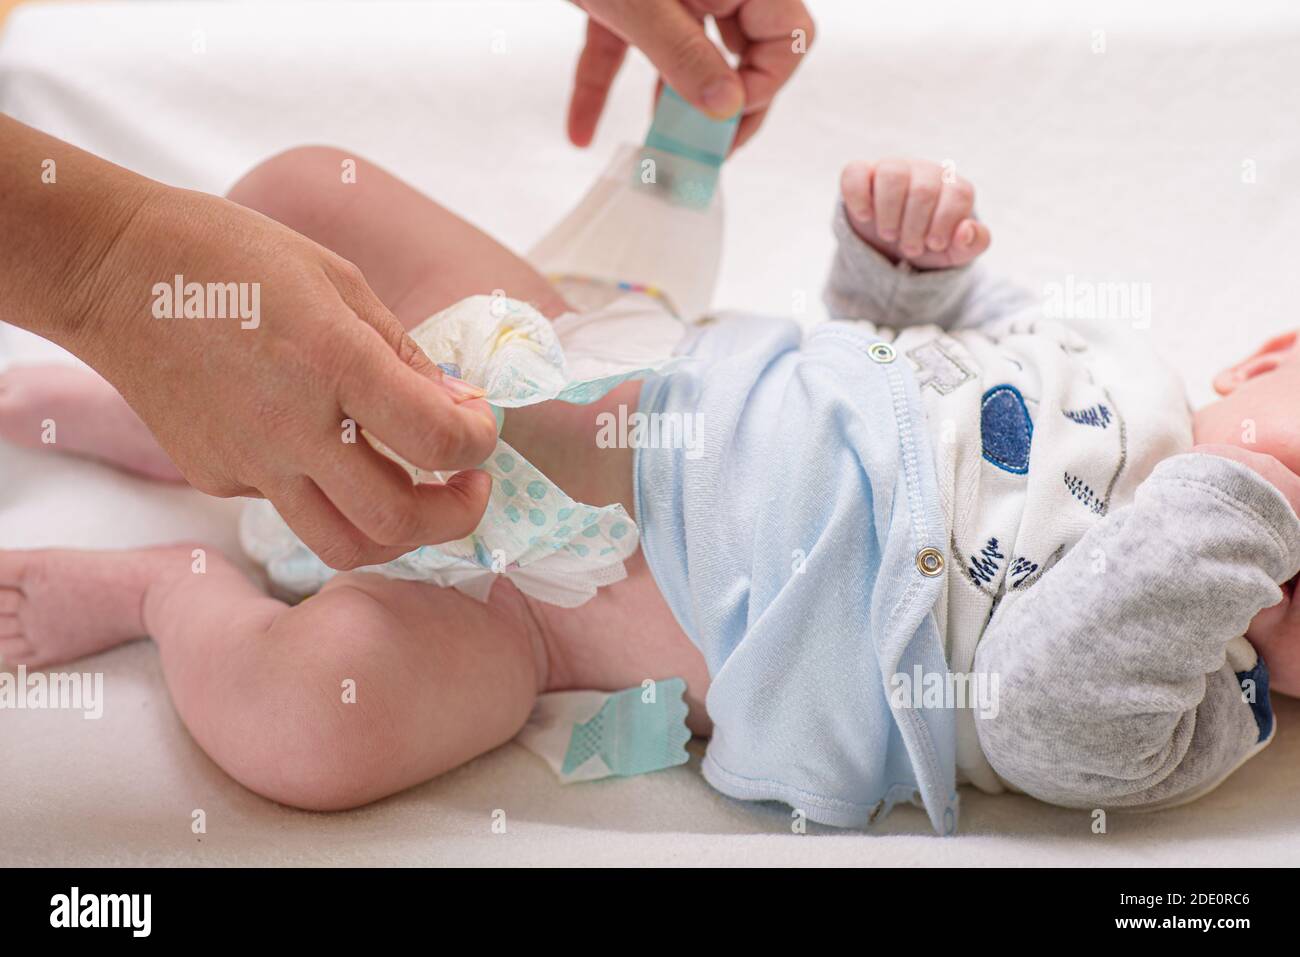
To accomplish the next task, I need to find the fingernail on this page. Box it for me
[880,229,896,241]
[440,376,486,403]
[701,78,743,118]
[902,242,922,257]
[476,406,500,432]
[959,223,975,245]
[928,235,947,251]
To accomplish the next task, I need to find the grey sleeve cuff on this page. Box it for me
[973,451,1300,810]
[821,202,977,327]
[1142,452,1300,579]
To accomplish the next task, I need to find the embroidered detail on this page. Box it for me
[953,532,998,601]
[1062,403,1112,428]
[967,537,1005,587]
[1236,660,1274,743]
[1064,471,1107,515]
[1010,545,1064,590]
[980,385,1033,474]
[907,337,976,396]
[1061,387,1128,517]
[1008,556,1038,587]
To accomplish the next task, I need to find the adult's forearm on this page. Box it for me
[0,114,156,348]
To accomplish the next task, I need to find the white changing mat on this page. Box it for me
[3,0,1300,866]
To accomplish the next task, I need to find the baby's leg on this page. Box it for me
[0,365,182,481]
[226,145,569,327]
[0,546,544,809]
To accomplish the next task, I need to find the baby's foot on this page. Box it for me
[0,545,196,667]
[841,158,991,270]
[0,365,184,482]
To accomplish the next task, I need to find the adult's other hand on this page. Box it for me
[567,0,814,151]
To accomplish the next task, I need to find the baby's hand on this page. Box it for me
[841,159,990,270]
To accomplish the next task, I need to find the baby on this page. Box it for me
[2,147,1299,833]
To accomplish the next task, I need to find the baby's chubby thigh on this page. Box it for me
[498,380,712,734]
[237,568,548,810]
[528,548,713,736]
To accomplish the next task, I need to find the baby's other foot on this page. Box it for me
[840,158,991,270]
[0,546,197,667]
[0,365,184,482]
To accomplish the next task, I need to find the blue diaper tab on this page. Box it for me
[639,86,739,209]
[517,678,692,783]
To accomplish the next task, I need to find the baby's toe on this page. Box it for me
[0,371,28,414]
[0,633,33,666]
[0,552,29,589]
[0,587,27,663]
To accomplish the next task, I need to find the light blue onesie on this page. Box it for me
[637,313,960,832]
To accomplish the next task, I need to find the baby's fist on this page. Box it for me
[841,159,990,270]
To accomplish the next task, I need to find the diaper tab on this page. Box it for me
[516,678,692,783]
[639,86,739,209]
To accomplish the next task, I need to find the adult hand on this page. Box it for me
[2,117,498,570]
[567,0,814,152]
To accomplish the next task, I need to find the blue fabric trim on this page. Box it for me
[980,384,1033,474]
[1236,660,1274,743]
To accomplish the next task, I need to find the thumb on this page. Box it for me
[591,0,743,119]
[397,330,499,443]
[341,292,499,472]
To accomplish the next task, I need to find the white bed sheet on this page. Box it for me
[3,0,1300,865]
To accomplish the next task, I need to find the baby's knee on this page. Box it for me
[226,144,357,226]
[236,585,411,811]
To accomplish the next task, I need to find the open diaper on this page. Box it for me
[240,292,690,608]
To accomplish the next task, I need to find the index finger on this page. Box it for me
[567,18,628,147]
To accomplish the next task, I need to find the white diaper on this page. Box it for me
[240,291,689,608]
